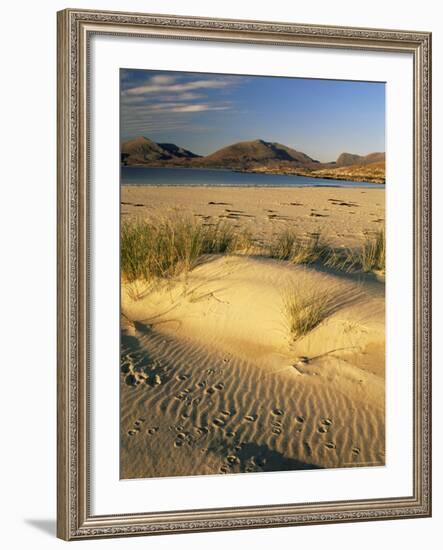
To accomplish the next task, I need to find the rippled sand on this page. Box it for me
[120,253,385,479]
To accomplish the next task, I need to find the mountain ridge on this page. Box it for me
[121,137,385,183]
[121,136,201,165]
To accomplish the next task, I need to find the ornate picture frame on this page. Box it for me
[57,8,431,540]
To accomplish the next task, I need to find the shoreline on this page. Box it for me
[122,184,384,190]
[121,164,385,185]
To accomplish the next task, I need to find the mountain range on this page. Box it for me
[121,136,385,183]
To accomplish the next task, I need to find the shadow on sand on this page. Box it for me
[209,439,322,473]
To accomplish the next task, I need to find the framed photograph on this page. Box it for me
[57,8,431,540]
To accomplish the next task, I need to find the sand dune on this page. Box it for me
[120,255,385,479]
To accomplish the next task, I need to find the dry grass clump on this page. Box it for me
[268,228,385,274]
[324,229,385,274]
[121,217,249,283]
[323,247,355,272]
[269,231,326,265]
[355,230,385,273]
[283,283,337,340]
[201,224,253,255]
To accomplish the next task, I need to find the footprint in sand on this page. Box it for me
[226,455,240,465]
[321,418,332,426]
[352,447,361,456]
[214,382,225,391]
[206,387,216,395]
[219,465,230,474]
[173,432,188,448]
[271,416,283,435]
[296,416,305,424]
[176,373,190,381]
[146,427,159,436]
[226,431,236,438]
[195,426,209,437]
[175,391,188,401]
[324,442,336,450]
[196,381,206,389]
[244,414,258,422]
[318,426,329,434]
[212,418,226,428]
[128,418,146,436]
[180,411,190,419]
[272,408,284,417]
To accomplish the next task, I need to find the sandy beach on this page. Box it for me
[121,185,384,248]
[120,185,385,479]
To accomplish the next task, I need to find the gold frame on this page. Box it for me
[57,8,432,540]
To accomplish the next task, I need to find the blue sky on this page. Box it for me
[120,69,385,162]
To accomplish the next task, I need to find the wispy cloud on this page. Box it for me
[149,74,177,85]
[169,104,230,113]
[123,75,233,96]
[123,102,232,114]
[168,92,203,101]
[120,70,241,143]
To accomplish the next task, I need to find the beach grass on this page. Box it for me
[324,229,385,274]
[122,218,385,284]
[121,217,246,283]
[355,229,385,273]
[268,230,327,265]
[283,284,336,340]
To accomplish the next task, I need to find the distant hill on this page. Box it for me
[198,139,319,168]
[335,152,385,167]
[121,136,200,165]
[309,161,385,184]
